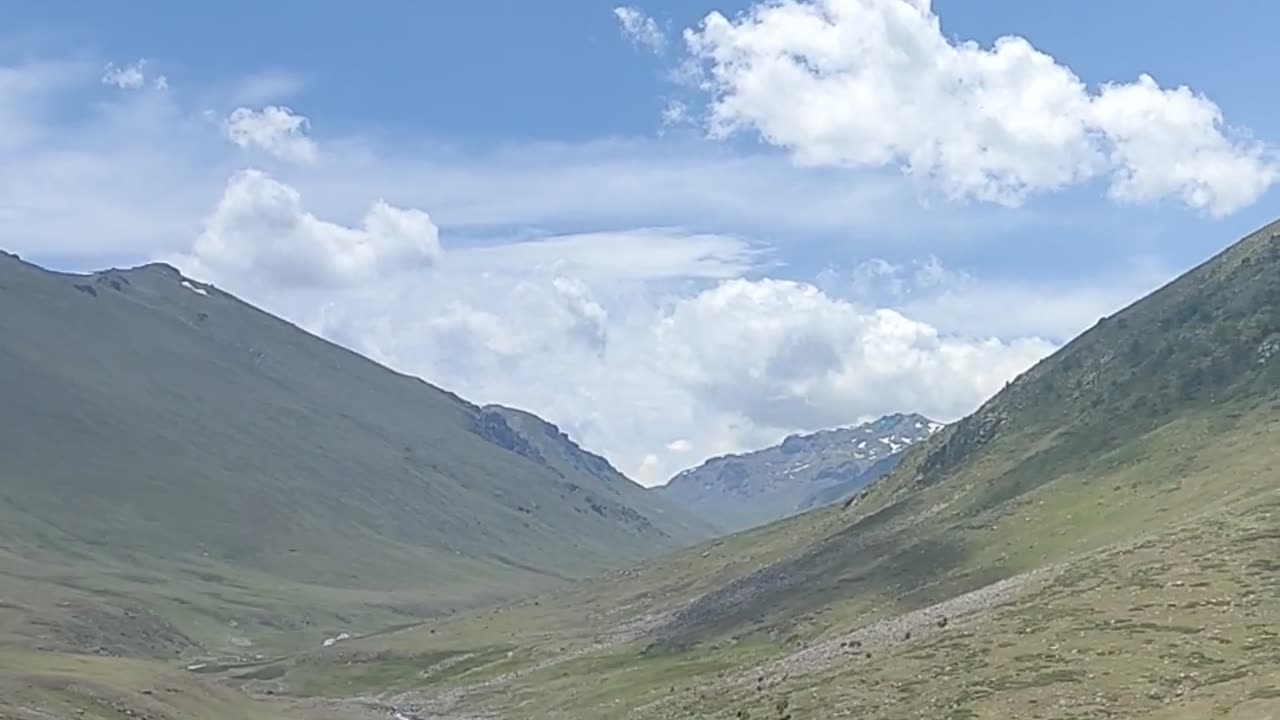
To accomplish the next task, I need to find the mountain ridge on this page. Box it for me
[656,412,942,531]
[8,219,1280,720]
[258,218,1280,720]
[0,251,714,659]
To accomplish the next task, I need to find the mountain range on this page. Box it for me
[220,218,1280,719]
[656,413,943,531]
[0,250,712,660]
[4,218,1280,720]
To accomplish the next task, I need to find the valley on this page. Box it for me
[5,2,1280,718]
[0,251,712,717]
[4,219,1280,718]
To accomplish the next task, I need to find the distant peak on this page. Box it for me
[122,261,183,278]
[663,411,941,487]
[483,404,549,426]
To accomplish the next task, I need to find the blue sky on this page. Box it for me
[3,1,1278,484]
[10,1,1279,143]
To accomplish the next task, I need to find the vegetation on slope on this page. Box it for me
[0,252,713,665]
[259,220,1280,719]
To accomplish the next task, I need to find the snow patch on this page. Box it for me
[181,280,209,297]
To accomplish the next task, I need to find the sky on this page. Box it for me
[3,0,1279,486]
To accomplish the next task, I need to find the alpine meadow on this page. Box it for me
[2,1,1279,719]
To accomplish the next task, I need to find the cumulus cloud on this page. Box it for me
[683,0,1277,215]
[1091,75,1276,213]
[223,106,318,163]
[177,169,440,288]
[614,6,666,52]
[549,275,610,353]
[289,245,1055,486]
[0,53,1204,488]
[101,60,145,89]
[654,278,1053,431]
[101,59,166,91]
[661,99,690,128]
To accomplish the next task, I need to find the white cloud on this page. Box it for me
[0,54,1235,488]
[683,0,1277,215]
[550,275,610,353]
[1092,75,1277,214]
[101,60,148,90]
[654,278,1053,431]
[0,99,931,271]
[175,169,440,289]
[660,99,690,128]
[223,106,318,163]
[255,241,1055,486]
[614,6,666,53]
[0,69,938,262]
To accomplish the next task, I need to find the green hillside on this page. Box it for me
[0,252,714,665]
[261,220,1280,719]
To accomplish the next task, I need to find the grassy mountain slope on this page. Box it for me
[0,252,713,662]
[268,220,1280,719]
[657,413,941,532]
[480,405,710,539]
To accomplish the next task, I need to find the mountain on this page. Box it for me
[267,220,1280,719]
[0,251,714,661]
[656,413,942,531]
[476,404,707,538]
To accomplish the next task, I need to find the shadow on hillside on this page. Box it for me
[648,496,993,650]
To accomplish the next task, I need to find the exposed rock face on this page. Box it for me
[656,413,943,532]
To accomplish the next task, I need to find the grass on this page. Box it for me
[748,496,1280,720]
[0,649,295,720]
[265,378,1280,718]
[0,254,722,678]
[0,253,714,717]
[6,221,1280,720]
